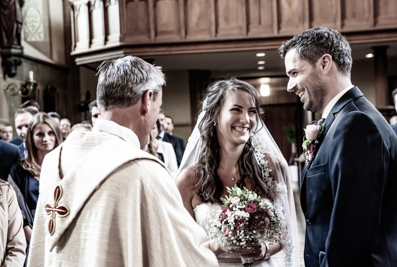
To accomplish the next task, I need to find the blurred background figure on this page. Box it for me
[8,113,62,266]
[12,108,39,159]
[19,100,40,112]
[0,179,26,266]
[0,122,13,142]
[89,100,101,126]
[150,119,178,179]
[156,111,185,167]
[60,118,71,140]
[391,88,397,134]
[0,140,20,182]
[81,120,93,130]
[48,112,61,124]
[71,123,91,132]
[390,115,397,126]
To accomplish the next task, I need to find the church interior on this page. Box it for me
[2,0,397,161]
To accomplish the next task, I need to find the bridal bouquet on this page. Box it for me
[209,185,280,266]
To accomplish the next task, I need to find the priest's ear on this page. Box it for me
[140,90,154,115]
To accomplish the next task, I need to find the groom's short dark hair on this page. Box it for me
[279,27,352,76]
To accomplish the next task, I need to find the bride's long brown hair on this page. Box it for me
[195,78,270,203]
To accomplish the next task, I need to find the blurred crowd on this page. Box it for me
[0,99,185,266]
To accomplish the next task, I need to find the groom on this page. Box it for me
[280,27,397,267]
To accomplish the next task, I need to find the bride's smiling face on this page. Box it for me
[216,90,257,148]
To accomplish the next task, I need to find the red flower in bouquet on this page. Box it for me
[219,213,228,222]
[244,203,257,213]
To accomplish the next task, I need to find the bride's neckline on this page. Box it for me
[193,202,221,212]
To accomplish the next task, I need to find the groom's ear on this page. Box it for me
[319,54,332,74]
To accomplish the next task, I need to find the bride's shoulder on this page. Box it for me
[175,162,198,189]
[262,152,287,167]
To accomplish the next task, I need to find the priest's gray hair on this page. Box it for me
[96,56,165,110]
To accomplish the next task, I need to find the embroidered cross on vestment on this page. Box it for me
[45,185,70,236]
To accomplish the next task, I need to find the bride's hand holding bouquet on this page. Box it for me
[209,185,280,266]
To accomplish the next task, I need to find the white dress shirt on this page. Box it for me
[93,119,140,148]
[322,86,354,119]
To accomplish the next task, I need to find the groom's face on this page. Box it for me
[285,49,327,113]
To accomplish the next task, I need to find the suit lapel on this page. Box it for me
[300,87,364,210]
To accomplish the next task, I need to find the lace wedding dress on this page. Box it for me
[194,202,277,267]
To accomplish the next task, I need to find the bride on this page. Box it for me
[176,78,300,267]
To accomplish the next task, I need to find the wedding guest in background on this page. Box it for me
[89,100,101,126]
[11,108,39,159]
[60,118,71,140]
[177,78,300,266]
[81,120,93,130]
[164,115,185,152]
[71,123,91,132]
[8,113,62,266]
[390,115,397,125]
[20,100,40,112]
[0,179,26,266]
[143,133,161,160]
[48,112,61,124]
[0,122,13,142]
[27,56,218,267]
[157,111,184,167]
[0,140,20,182]
[391,88,397,134]
[280,27,397,267]
[150,119,178,179]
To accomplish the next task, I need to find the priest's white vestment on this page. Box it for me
[27,128,218,267]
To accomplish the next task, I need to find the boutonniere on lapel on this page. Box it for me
[302,121,325,168]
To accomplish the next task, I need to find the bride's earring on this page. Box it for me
[214,121,217,126]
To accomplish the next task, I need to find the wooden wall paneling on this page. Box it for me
[336,0,342,30]
[154,0,181,41]
[178,0,185,39]
[185,0,213,39]
[124,0,151,42]
[247,0,275,36]
[303,0,309,30]
[216,0,247,37]
[341,0,373,30]
[272,0,278,34]
[74,1,90,51]
[375,0,397,27]
[278,0,306,34]
[210,0,216,37]
[105,0,121,44]
[90,0,106,48]
[309,0,339,29]
[148,0,156,41]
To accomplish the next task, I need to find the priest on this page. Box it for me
[27,56,218,267]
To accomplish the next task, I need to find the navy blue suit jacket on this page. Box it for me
[162,133,185,167]
[0,140,21,181]
[301,87,397,267]
[10,136,22,146]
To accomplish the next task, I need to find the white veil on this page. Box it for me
[178,99,300,267]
